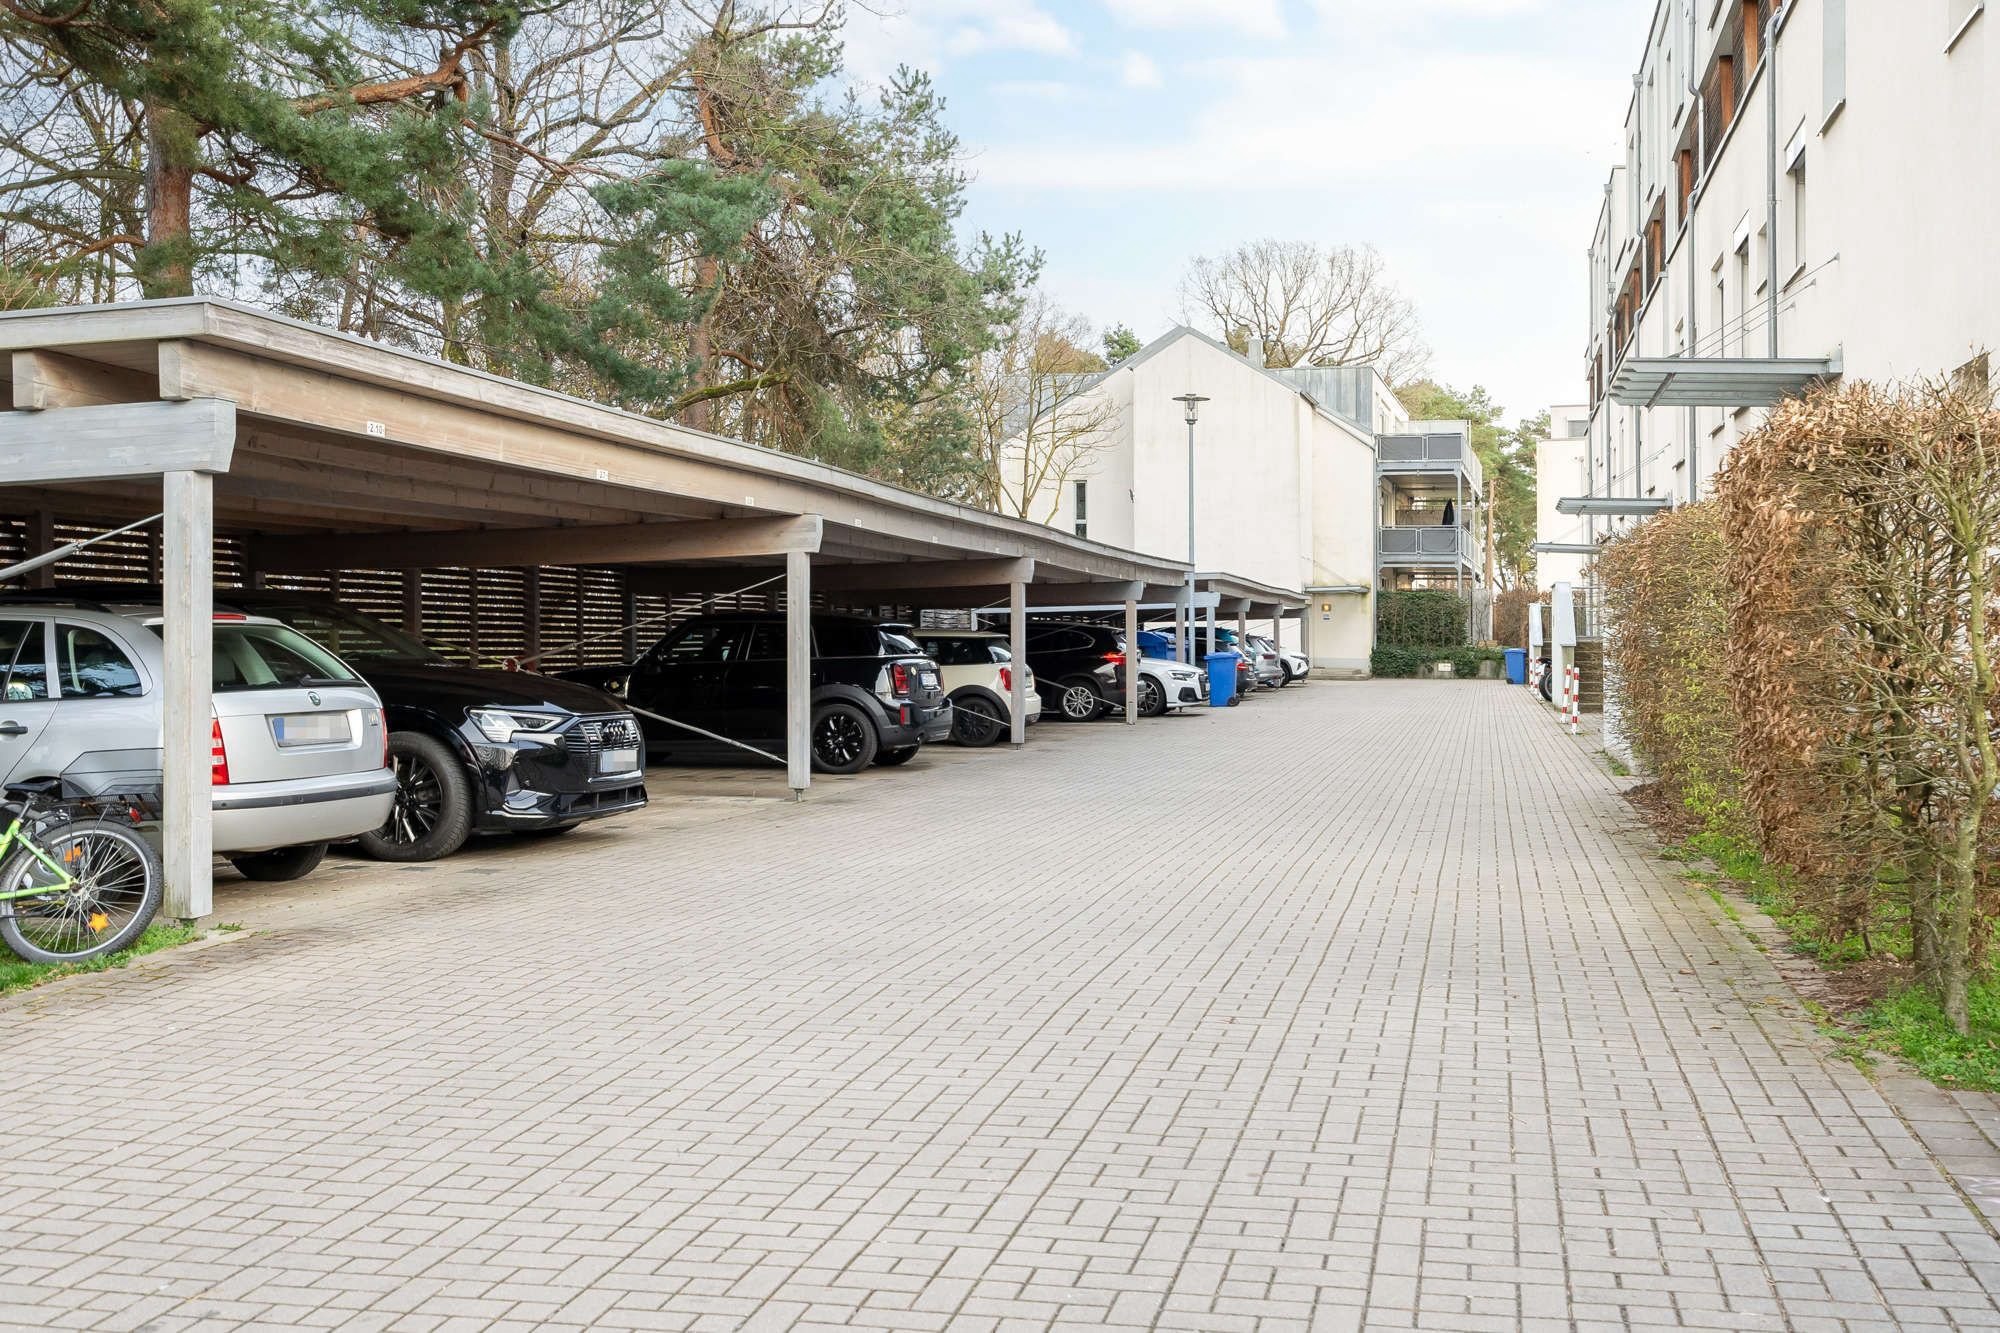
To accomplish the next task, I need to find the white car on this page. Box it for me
[1132,655,1208,716]
[1247,634,1309,685]
[908,630,1042,746]
[0,599,397,882]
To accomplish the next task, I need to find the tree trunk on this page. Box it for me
[140,101,199,299]
[684,256,719,432]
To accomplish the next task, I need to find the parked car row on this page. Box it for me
[0,587,1308,888]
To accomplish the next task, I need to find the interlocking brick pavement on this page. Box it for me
[2,681,1998,1331]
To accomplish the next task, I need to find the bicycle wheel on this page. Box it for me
[0,820,163,965]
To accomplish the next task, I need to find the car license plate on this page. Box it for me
[599,746,639,774]
[270,712,351,747]
[919,670,937,688]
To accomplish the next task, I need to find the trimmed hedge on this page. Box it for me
[1371,644,1505,679]
[1375,589,1468,650]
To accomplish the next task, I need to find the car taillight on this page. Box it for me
[1102,652,1124,665]
[998,665,1012,693]
[378,708,390,768]
[210,718,230,786]
[890,663,912,695]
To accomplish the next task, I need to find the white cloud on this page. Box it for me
[842,1,1077,87]
[1119,51,1164,89]
[1100,0,1287,39]
[971,50,1627,192]
[946,8,1077,58]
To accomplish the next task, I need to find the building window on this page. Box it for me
[1072,480,1088,539]
[1949,1,1986,52]
[1824,0,1847,123]
[1734,241,1750,353]
[1787,158,1807,282]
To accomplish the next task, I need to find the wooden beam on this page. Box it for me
[10,349,153,410]
[1124,596,1139,726]
[227,453,634,526]
[1023,580,1146,608]
[0,399,235,483]
[1008,581,1027,748]
[253,514,823,573]
[161,470,213,921]
[785,551,811,796]
[811,558,1034,593]
[241,428,666,522]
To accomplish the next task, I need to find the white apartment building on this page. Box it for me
[1006,326,1487,675]
[1533,405,1592,589]
[1570,0,2000,536]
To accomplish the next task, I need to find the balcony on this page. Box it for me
[1376,429,1482,493]
[1377,524,1476,567]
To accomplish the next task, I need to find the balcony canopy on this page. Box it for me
[1555,496,1672,517]
[1608,356,1840,408]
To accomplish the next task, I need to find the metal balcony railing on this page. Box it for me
[1376,431,1482,493]
[1377,525,1475,565]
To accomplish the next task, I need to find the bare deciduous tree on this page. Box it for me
[1180,238,1429,383]
[977,292,1120,523]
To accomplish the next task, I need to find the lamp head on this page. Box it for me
[1173,392,1209,425]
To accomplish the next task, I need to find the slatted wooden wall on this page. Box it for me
[0,512,803,670]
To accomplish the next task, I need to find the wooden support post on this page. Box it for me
[1124,597,1140,726]
[26,511,53,589]
[523,567,542,665]
[786,550,811,797]
[161,470,213,922]
[1008,580,1027,748]
[622,588,640,662]
[402,570,422,633]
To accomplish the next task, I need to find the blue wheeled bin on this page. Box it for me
[1504,647,1528,685]
[1205,651,1241,707]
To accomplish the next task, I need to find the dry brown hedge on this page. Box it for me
[1716,379,2000,1030]
[1594,503,1741,834]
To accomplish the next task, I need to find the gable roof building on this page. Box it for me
[1001,327,1488,675]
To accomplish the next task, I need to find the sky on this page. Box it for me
[839,0,1656,429]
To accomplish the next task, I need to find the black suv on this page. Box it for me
[995,619,1127,723]
[569,612,951,775]
[39,584,648,861]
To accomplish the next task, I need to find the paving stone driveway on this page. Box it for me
[3,681,1999,1332]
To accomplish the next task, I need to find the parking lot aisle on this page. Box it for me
[2,682,1997,1332]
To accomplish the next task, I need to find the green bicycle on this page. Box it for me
[0,788,162,965]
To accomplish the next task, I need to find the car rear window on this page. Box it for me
[879,629,921,656]
[812,622,878,657]
[204,623,364,693]
[55,624,143,698]
[918,637,992,667]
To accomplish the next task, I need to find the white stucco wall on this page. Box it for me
[1003,327,1390,675]
[1533,406,1591,591]
[1584,1,2000,517]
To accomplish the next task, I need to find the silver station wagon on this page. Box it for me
[0,599,397,883]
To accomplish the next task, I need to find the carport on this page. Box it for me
[1020,572,1307,660]
[0,298,1189,921]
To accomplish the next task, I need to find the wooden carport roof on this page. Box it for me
[0,297,1188,590]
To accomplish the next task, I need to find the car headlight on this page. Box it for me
[468,708,566,744]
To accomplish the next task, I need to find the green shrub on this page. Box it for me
[1370,644,1503,679]
[1375,590,1468,649]
[1370,645,1423,677]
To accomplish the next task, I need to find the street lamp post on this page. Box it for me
[1173,393,1208,665]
